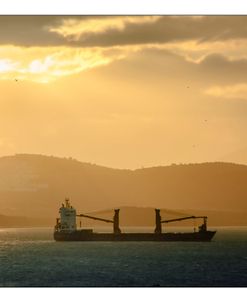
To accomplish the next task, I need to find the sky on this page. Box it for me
[1,16,247,169]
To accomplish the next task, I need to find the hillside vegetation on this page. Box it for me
[0,154,246,226]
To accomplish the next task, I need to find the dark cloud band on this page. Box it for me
[0,16,247,47]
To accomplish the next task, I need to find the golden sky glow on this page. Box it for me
[205,83,247,99]
[0,45,127,82]
[1,16,247,168]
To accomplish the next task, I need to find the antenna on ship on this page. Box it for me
[65,197,70,208]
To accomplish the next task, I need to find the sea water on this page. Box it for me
[0,227,246,287]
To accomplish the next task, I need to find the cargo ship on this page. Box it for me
[54,199,216,242]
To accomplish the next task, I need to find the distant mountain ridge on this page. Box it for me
[0,154,247,223]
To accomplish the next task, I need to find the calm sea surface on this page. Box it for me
[0,227,246,287]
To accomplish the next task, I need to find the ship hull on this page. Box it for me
[54,230,216,242]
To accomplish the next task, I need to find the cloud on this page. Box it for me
[49,16,247,47]
[1,16,247,83]
[1,16,247,48]
[198,54,247,85]
[0,45,129,83]
[2,43,247,84]
[49,17,160,41]
[94,48,247,88]
[205,83,247,99]
[0,16,66,47]
[0,59,18,73]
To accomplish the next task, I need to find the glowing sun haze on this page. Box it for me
[1,16,247,168]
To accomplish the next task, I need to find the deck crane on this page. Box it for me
[154,209,207,234]
[77,209,121,234]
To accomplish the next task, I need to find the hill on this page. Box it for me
[0,154,247,225]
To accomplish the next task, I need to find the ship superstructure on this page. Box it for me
[56,199,77,232]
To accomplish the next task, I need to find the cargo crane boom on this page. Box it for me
[161,215,207,224]
[77,214,113,223]
[77,209,121,234]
